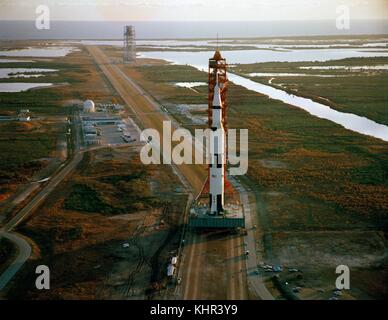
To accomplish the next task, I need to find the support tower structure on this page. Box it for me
[123,26,136,63]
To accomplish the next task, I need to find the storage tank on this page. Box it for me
[83,100,95,113]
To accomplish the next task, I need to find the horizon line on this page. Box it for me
[1,18,387,22]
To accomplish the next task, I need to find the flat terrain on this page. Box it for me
[117,50,388,299]
[0,238,14,271]
[1,37,387,300]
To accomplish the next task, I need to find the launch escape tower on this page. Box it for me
[188,50,245,229]
[123,26,136,63]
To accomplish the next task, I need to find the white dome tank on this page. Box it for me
[83,100,95,112]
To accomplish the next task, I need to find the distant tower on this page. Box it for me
[123,26,136,63]
[208,50,228,215]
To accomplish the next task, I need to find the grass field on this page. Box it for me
[0,237,14,269]
[0,121,62,182]
[63,152,167,215]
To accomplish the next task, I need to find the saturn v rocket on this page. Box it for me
[208,50,228,215]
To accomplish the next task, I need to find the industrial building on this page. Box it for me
[83,99,96,113]
[80,106,138,146]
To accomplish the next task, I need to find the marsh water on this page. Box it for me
[0,47,78,57]
[0,83,53,92]
[0,68,57,79]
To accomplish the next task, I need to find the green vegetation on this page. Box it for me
[64,183,113,213]
[0,121,61,184]
[0,85,66,115]
[99,172,145,184]
[64,162,163,215]
[0,237,14,268]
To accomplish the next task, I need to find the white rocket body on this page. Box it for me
[209,77,225,215]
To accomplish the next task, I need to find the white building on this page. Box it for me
[171,256,178,265]
[83,100,95,113]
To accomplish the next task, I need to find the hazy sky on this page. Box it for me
[0,0,387,21]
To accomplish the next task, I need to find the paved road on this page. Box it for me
[0,232,31,291]
[232,177,274,300]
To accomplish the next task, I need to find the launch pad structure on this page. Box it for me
[188,50,245,229]
[123,26,136,63]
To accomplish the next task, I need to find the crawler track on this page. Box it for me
[123,222,147,297]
